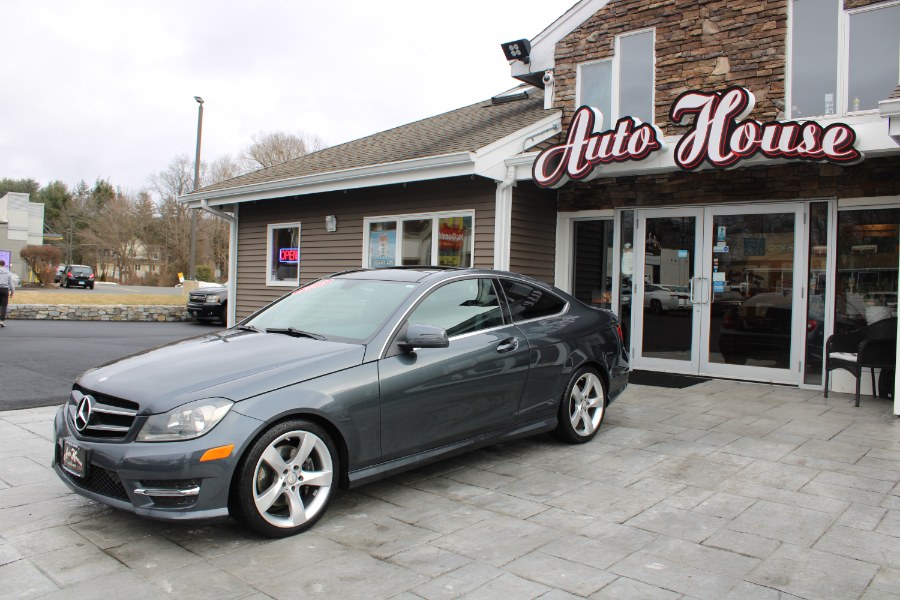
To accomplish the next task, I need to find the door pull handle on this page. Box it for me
[497,338,520,353]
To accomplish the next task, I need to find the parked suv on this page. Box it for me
[60,265,95,289]
[187,283,228,324]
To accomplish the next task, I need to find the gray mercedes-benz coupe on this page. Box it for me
[53,268,629,537]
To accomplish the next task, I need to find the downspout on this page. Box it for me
[200,199,237,327]
[494,165,516,271]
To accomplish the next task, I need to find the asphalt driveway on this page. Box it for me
[0,320,222,410]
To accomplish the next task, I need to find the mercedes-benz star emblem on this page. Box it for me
[74,395,93,432]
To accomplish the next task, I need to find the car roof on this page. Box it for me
[332,267,549,286]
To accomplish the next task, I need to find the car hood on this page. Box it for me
[76,329,366,414]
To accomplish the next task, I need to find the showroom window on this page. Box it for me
[789,0,900,117]
[578,29,655,124]
[834,207,899,330]
[364,212,474,269]
[267,223,300,286]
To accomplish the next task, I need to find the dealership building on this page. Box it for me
[183,0,899,411]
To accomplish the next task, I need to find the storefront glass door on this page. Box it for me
[632,204,805,384]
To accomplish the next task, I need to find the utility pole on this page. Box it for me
[189,95,204,279]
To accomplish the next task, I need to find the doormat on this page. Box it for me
[629,370,710,389]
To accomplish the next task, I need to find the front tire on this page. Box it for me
[232,420,338,538]
[553,366,607,444]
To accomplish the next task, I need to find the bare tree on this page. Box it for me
[148,155,196,283]
[240,131,325,171]
[207,154,245,185]
[83,191,141,282]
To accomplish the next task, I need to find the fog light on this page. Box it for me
[200,444,234,462]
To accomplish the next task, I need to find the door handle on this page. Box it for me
[690,276,702,304]
[496,338,520,353]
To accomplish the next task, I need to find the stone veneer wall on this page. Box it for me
[8,304,190,322]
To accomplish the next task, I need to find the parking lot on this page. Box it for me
[2,370,900,599]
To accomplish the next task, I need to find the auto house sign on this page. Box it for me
[533,86,863,188]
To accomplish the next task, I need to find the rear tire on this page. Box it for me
[553,366,607,444]
[231,419,338,538]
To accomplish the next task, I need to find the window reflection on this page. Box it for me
[573,220,614,310]
[401,219,432,266]
[835,208,899,329]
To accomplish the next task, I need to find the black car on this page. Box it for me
[60,264,95,289]
[52,268,629,537]
[187,284,228,324]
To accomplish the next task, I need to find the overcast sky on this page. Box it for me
[1,1,576,193]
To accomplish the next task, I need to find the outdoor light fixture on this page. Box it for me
[325,215,337,232]
[501,39,531,64]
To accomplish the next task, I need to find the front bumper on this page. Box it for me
[187,302,225,319]
[52,405,260,521]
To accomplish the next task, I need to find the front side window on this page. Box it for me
[790,0,900,117]
[408,278,504,337]
[499,278,567,322]
[578,29,654,123]
[364,213,473,269]
[267,223,300,286]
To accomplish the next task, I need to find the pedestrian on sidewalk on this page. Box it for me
[0,259,14,327]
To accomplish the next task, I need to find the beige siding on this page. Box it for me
[509,183,557,284]
[235,177,496,320]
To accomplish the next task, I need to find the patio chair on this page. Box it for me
[824,317,897,407]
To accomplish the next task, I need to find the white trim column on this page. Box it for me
[494,167,515,270]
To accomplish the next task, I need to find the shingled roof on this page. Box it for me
[195,87,552,196]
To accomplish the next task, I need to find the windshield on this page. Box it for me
[244,278,418,343]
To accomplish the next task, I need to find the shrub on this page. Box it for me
[20,245,62,287]
[195,265,214,283]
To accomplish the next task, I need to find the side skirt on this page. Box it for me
[346,417,557,488]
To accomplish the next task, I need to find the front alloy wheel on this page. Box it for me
[553,367,607,443]
[233,420,337,537]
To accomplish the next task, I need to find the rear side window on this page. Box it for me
[499,278,566,322]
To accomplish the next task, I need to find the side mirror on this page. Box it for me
[400,323,449,352]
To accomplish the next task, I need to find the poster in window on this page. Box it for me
[369,229,396,268]
[438,217,468,266]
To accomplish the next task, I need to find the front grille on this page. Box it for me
[64,464,130,501]
[68,388,139,441]
[189,293,206,302]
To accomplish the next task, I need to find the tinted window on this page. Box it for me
[408,278,504,337]
[499,279,566,322]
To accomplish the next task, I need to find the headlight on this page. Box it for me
[137,398,233,442]
[205,294,221,303]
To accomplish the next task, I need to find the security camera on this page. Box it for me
[542,70,554,85]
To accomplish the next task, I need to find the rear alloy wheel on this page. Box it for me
[650,299,663,314]
[553,366,607,444]
[233,420,337,537]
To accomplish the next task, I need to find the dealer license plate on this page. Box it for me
[62,441,88,478]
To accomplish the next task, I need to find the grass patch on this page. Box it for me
[13,290,185,306]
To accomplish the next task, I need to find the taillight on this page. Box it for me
[807,319,818,333]
[616,324,624,343]
[89,273,95,279]
[66,271,72,277]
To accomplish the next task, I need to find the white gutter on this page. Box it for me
[200,199,238,327]
[494,166,516,270]
[183,152,475,208]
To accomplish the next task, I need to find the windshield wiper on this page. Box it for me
[265,327,325,340]
[237,325,262,333]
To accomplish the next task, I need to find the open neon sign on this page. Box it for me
[279,247,299,264]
